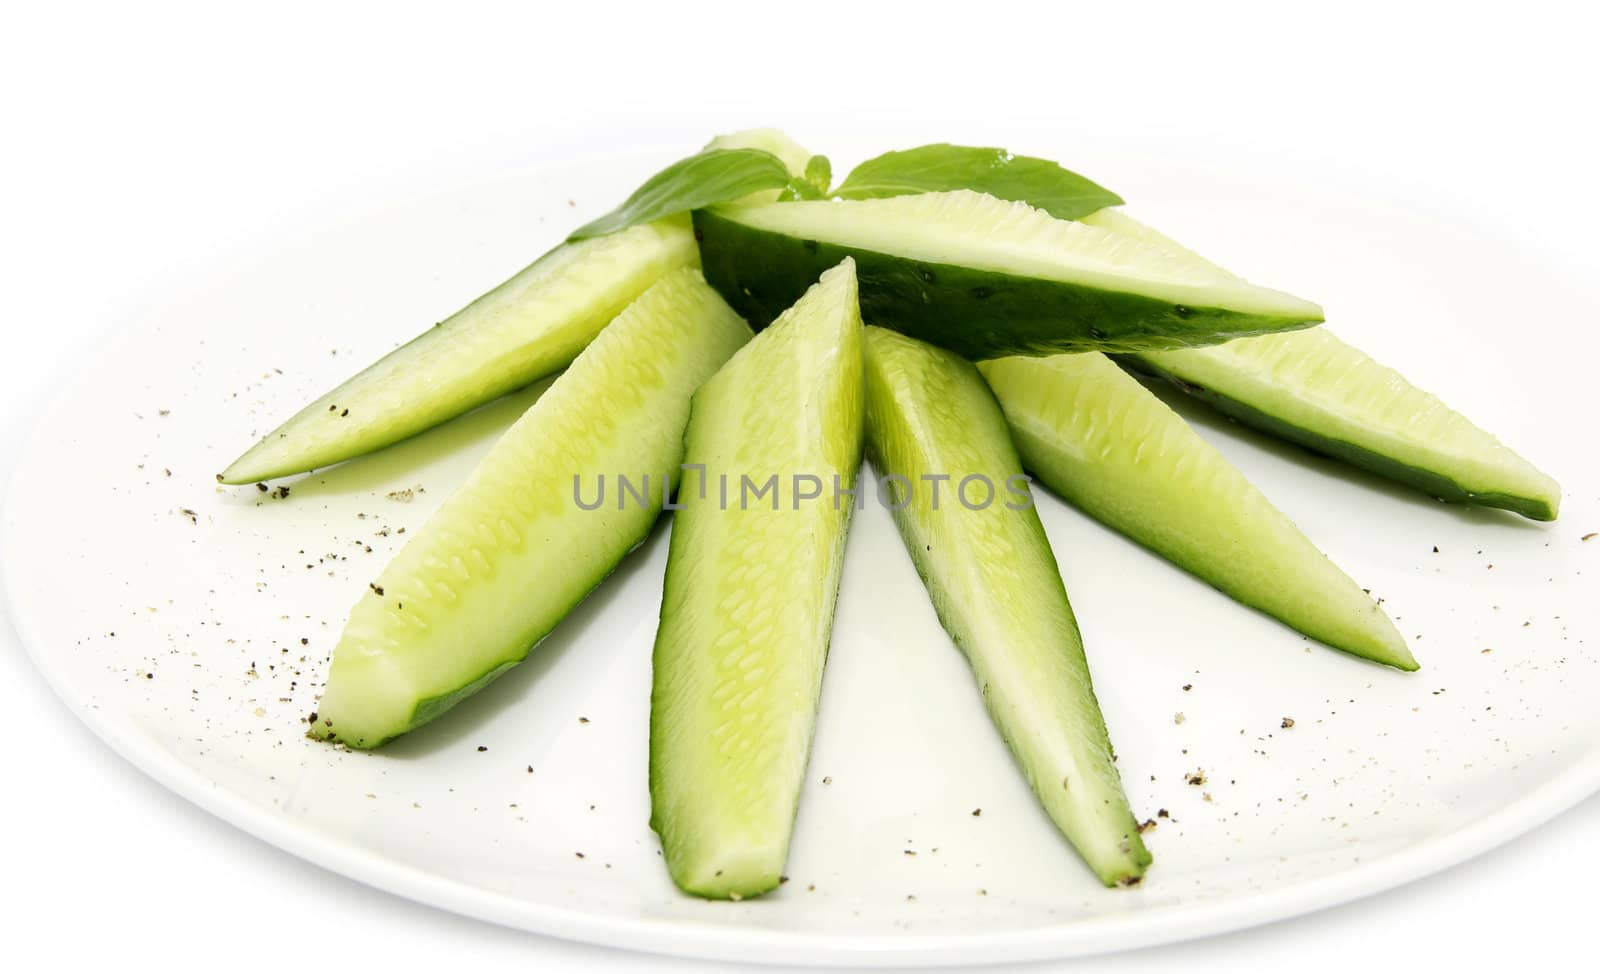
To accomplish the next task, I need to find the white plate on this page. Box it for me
[6,144,1597,967]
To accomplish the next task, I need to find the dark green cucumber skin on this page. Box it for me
[406,659,521,734]
[693,209,1319,358]
[1120,355,1557,521]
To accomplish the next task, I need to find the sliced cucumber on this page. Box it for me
[863,327,1150,886]
[1079,209,1561,521]
[649,260,864,900]
[979,352,1416,670]
[694,190,1323,359]
[222,216,698,483]
[1124,333,1561,521]
[309,269,751,748]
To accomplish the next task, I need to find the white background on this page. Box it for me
[3,2,1596,971]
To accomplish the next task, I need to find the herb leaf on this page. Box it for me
[778,154,834,201]
[568,148,796,241]
[834,144,1121,220]
[803,155,832,195]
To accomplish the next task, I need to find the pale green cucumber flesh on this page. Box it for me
[649,260,864,900]
[863,327,1149,887]
[694,190,1322,359]
[1078,209,1559,521]
[222,216,698,484]
[979,352,1416,670]
[309,268,750,748]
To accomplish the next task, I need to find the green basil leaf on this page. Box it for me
[803,154,832,195]
[568,148,795,241]
[777,154,834,201]
[834,144,1121,220]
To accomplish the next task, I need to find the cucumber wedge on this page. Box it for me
[1079,209,1561,521]
[310,269,751,748]
[1123,333,1561,521]
[222,216,698,483]
[650,260,864,900]
[863,327,1151,886]
[978,352,1416,670]
[694,190,1324,359]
